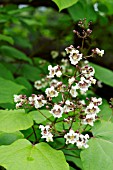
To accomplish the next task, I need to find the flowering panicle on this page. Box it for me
[13,22,104,150]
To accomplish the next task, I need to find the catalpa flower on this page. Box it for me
[64,129,79,144]
[81,114,96,126]
[85,103,100,116]
[95,48,104,57]
[45,86,58,98]
[47,65,62,78]
[70,85,78,97]
[50,104,64,118]
[76,134,89,149]
[39,125,53,142]
[78,77,91,93]
[81,65,95,78]
[69,50,82,65]
[64,100,75,113]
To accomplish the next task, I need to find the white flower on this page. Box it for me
[47,65,56,78]
[76,134,89,149]
[95,48,104,57]
[29,94,38,105]
[64,100,75,113]
[90,97,102,106]
[65,45,75,54]
[89,77,96,84]
[14,94,26,103]
[64,129,79,144]
[85,103,100,115]
[81,114,96,126]
[70,85,78,97]
[47,65,62,78]
[39,125,53,142]
[45,86,59,98]
[68,77,75,85]
[50,104,64,118]
[69,50,82,65]
[34,80,42,90]
[16,102,23,109]
[81,65,95,78]
[29,94,46,108]
[34,95,46,109]
[78,77,91,93]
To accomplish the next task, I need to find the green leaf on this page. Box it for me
[98,99,113,121]
[0,131,24,145]
[0,109,33,133]
[0,34,14,45]
[18,64,43,82]
[0,139,69,170]
[0,63,14,80]
[68,0,97,22]
[52,0,78,11]
[0,77,26,104]
[29,110,52,124]
[15,76,32,95]
[81,121,113,170]
[0,45,32,64]
[90,62,113,87]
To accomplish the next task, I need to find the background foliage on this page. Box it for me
[0,0,113,170]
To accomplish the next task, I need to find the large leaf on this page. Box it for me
[68,0,97,22]
[0,45,32,64]
[90,62,113,87]
[0,34,14,45]
[0,139,69,170]
[98,99,113,121]
[52,0,78,11]
[81,121,113,170]
[18,64,42,82]
[29,110,52,124]
[0,63,14,80]
[0,131,24,145]
[0,109,33,133]
[0,77,26,104]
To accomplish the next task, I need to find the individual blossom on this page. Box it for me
[78,77,91,93]
[64,100,75,113]
[70,85,78,97]
[95,48,104,57]
[39,125,53,142]
[69,49,82,65]
[14,94,26,103]
[65,45,75,54]
[28,94,38,105]
[14,94,27,109]
[34,80,43,90]
[90,97,102,106]
[76,134,89,149]
[85,102,100,116]
[89,77,96,84]
[56,82,66,92]
[64,129,79,144]
[45,86,59,98]
[81,65,95,78]
[50,104,64,118]
[49,79,58,87]
[34,95,47,109]
[47,65,56,78]
[81,114,96,126]
[54,65,62,77]
[68,76,75,86]
[47,65,62,78]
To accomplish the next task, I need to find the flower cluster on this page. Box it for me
[81,97,102,126]
[64,129,89,148]
[14,23,104,151]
